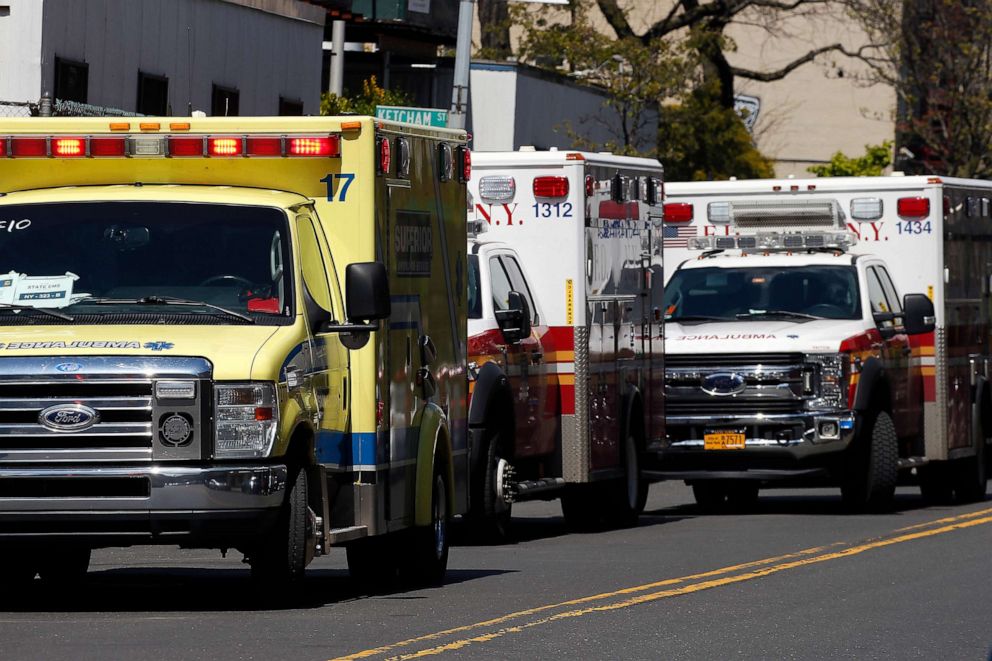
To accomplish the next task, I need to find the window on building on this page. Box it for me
[54,57,88,103]
[279,97,303,116]
[136,71,169,116]
[211,85,239,117]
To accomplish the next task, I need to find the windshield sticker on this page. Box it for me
[0,340,175,351]
[0,271,78,308]
[0,219,32,233]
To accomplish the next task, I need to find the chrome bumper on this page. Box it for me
[656,411,857,460]
[0,464,287,512]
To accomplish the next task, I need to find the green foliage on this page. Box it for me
[320,76,410,117]
[659,80,775,181]
[807,141,893,177]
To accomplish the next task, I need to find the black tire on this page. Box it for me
[404,465,450,586]
[954,428,988,503]
[466,431,512,542]
[842,410,898,511]
[691,481,728,512]
[250,466,311,583]
[604,434,645,527]
[37,547,91,584]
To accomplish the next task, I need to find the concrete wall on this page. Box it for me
[0,1,44,103]
[3,0,323,115]
[470,62,657,154]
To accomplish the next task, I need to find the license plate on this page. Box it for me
[704,431,745,450]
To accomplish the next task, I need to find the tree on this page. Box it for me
[844,0,992,177]
[477,0,513,60]
[320,76,410,116]
[807,140,893,176]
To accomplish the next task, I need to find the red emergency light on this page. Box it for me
[585,175,594,198]
[289,136,339,157]
[53,137,85,157]
[377,136,391,175]
[246,136,283,156]
[459,146,471,183]
[89,137,127,157]
[208,137,242,157]
[168,136,205,157]
[534,176,569,198]
[663,202,693,223]
[897,197,930,218]
[10,137,47,157]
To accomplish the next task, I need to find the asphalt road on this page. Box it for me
[1,483,990,661]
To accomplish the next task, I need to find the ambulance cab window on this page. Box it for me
[498,255,539,324]
[297,216,334,316]
[874,266,903,317]
[489,257,514,313]
[866,267,894,329]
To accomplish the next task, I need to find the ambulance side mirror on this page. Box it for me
[495,291,531,344]
[903,293,936,335]
[345,262,390,323]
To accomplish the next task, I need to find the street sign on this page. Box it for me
[375,105,448,128]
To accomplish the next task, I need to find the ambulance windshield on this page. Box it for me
[664,265,861,322]
[0,201,293,324]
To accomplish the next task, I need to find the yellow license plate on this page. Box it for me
[704,432,745,450]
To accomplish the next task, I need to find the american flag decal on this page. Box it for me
[663,224,696,248]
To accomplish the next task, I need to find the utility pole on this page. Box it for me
[448,0,475,130]
[328,19,346,96]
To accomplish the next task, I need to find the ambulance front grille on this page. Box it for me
[0,380,154,462]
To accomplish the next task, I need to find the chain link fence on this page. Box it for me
[0,97,142,118]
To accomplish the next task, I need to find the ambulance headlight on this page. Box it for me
[213,383,278,459]
[804,353,848,411]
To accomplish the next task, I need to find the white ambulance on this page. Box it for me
[659,175,990,509]
[469,149,665,527]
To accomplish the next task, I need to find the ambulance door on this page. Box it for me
[296,214,350,454]
[866,265,914,438]
[489,253,535,455]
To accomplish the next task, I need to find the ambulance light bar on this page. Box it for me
[688,230,858,252]
[702,199,845,229]
[479,175,516,202]
[0,134,341,158]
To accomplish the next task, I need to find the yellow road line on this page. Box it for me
[332,510,992,661]
[893,506,992,532]
[330,545,836,661]
[388,515,992,659]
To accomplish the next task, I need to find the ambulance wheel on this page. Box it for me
[250,466,311,583]
[405,463,450,586]
[37,547,91,584]
[467,431,513,542]
[691,481,728,512]
[842,409,898,511]
[605,434,646,527]
[919,464,955,505]
[954,431,987,503]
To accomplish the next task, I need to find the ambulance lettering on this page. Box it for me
[475,203,521,226]
[671,333,778,341]
[846,221,887,242]
[320,173,355,202]
[532,202,572,218]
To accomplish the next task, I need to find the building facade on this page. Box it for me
[0,0,325,116]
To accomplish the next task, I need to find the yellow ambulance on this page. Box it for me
[0,116,471,586]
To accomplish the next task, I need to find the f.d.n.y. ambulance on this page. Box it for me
[659,175,990,508]
[468,149,665,528]
[0,116,477,586]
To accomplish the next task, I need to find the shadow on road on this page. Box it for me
[451,510,693,547]
[0,567,512,613]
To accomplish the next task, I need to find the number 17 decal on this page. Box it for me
[321,173,355,202]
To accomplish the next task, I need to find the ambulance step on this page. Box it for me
[327,525,368,544]
[512,477,567,501]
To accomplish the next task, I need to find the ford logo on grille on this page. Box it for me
[39,404,100,431]
[55,362,82,373]
[701,372,747,397]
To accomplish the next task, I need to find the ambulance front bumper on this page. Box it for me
[0,464,287,544]
[647,411,856,479]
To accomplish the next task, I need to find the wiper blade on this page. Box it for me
[0,303,74,322]
[77,296,254,324]
[736,310,824,321]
